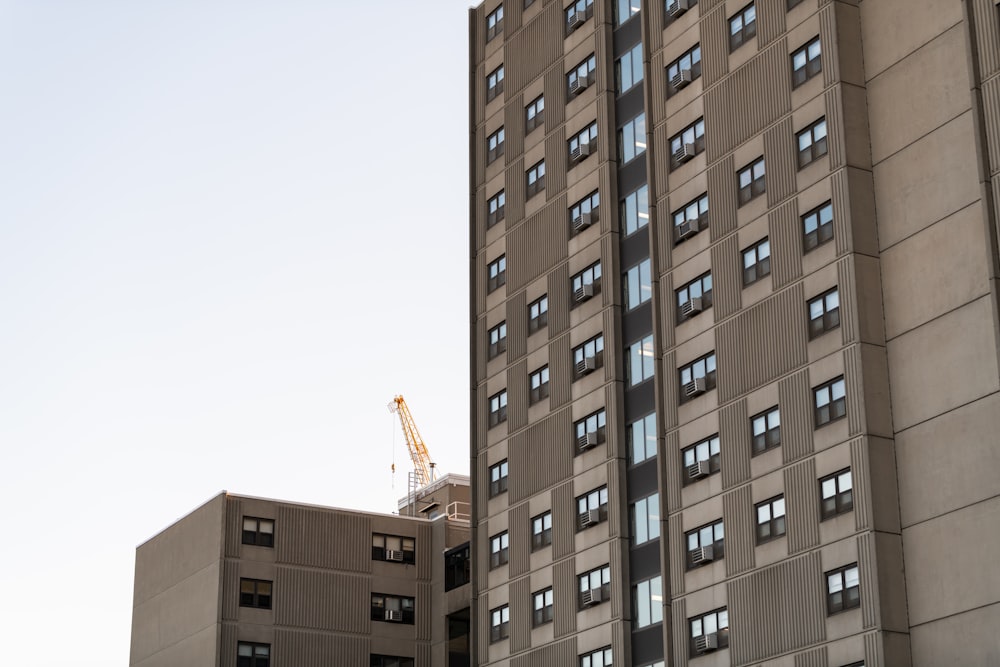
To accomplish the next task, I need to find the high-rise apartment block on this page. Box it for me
[469,1,1000,666]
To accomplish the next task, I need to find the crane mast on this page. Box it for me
[388,395,435,488]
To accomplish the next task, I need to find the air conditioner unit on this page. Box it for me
[576,356,597,375]
[687,459,711,480]
[667,0,690,17]
[695,632,719,653]
[690,545,715,565]
[577,431,599,451]
[573,212,594,232]
[580,508,601,528]
[578,140,592,157]
[568,10,587,28]
[684,376,707,397]
[676,218,700,240]
[385,550,405,562]
[574,283,595,302]
[581,587,604,606]
[569,77,590,94]
[674,142,696,164]
[681,297,704,317]
[671,68,693,89]
[384,609,403,622]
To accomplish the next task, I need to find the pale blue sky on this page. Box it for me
[0,2,474,664]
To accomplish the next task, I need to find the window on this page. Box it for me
[238,642,270,667]
[618,113,647,163]
[742,238,771,285]
[533,588,554,626]
[488,321,507,359]
[578,564,611,607]
[488,390,508,427]
[665,0,698,24]
[486,4,504,41]
[633,575,663,628]
[631,493,660,545]
[792,37,822,87]
[803,201,834,251]
[820,468,853,519]
[679,352,716,401]
[809,288,840,338]
[797,117,828,168]
[729,2,757,51]
[577,486,609,530]
[669,118,705,169]
[570,191,600,233]
[528,295,548,333]
[614,0,640,26]
[615,43,644,94]
[628,413,657,465]
[372,534,416,564]
[572,262,602,303]
[737,156,766,205]
[372,594,415,624]
[487,64,504,102]
[686,519,724,569]
[529,366,549,403]
[787,0,804,7]
[490,604,510,642]
[532,511,552,550]
[751,406,781,454]
[621,184,650,236]
[568,54,597,96]
[573,334,605,379]
[566,0,595,31]
[580,648,613,667]
[676,272,713,322]
[487,190,505,227]
[487,127,505,164]
[624,258,652,310]
[239,579,272,609]
[242,517,274,547]
[444,543,470,591]
[826,564,860,614]
[489,531,509,568]
[689,608,729,656]
[626,334,655,387]
[683,434,721,482]
[574,409,607,452]
[489,460,508,496]
[814,376,846,427]
[569,122,598,164]
[526,159,546,198]
[673,193,708,242]
[526,95,544,133]
[487,255,506,292]
[667,44,701,96]
[371,657,414,667]
[755,495,786,544]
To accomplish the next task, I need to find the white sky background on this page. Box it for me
[0,1,475,664]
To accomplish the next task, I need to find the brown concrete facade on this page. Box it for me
[469,1,1000,666]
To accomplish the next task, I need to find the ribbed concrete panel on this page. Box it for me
[784,458,821,555]
[647,0,664,51]
[603,307,618,383]
[544,65,567,130]
[711,235,742,319]
[973,0,1000,78]
[471,5,484,67]
[658,273,677,351]
[509,407,573,503]
[702,0,726,10]
[552,480,576,559]
[509,359,529,431]
[605,383,621,459]
[720,398,751,490]
[770,199,803,289]
[220,623,237,666]
[780,369,815,464]
[724,484,756,576]
[475,124,487,187]
[416,581,432,640]
[505,2,564,94]
[475,184,487,253]
[508,196,569,292]
[662,351,679,430]
[757,0,787,46]
[850,437,872,532]
[548,265,571,337]
[820,4,840,86]
[549,333,572,408]
[716,284,809,402]
[510,501,531,577]
[609,537,623,618]
[705,41,792,162]
[700,5,730,88]
[857,532,879,630]
[225,496,241,558]
[508,290,528,361]
[983,76,1000,175]
[664,430,682,512]
[222,559,239,621]
[474,61,486,133]
[275,507,371,573]
[670,597,688,667]
[510,575,532,652]
[477,389,489,453]
[478,593,491,665]
[608,459,622,539]
[601,236,619,310]
[656,202,674,278]
[506,93,526,165]
[794,645,828,667]
[708,154,738,241]
[477,522,489,591]
[416,643,432,667]
[596,101,611,166]
[511,637,578,667]
[652,120,672,198]
[649,51,667,108]
[836,257,856,346]
[825,86,845,171]
[843,345,864,437]
[506,0,523,32]
[599,167,618,234]
[417,524,433,581]
[506,158,526,227]
[477,318,488,383]
[477,455,490,516]
[274,567,370,633]
[544,129,568,195]
[273,630,368,667]
[830,169,852,257]
[476,252,487,317]
[668,513,686,596]
[728,551,826,663]
[864,631,881,667]
[765,117,796,208]
[553,558,578,638]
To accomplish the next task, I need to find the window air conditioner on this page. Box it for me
[684,376,707,397]
[674,142,697,164]
[695,632,719,653]
[577,431,599,451]
[581,587,603,606]
[576,356,597,375]
[384,609,403,622]
[573,212,594,232]
[385,550,405,562]
[690,545,715,565]
[681,297,704,317]
[668,0,690,17]
[687,459,711,480]
[574,283,595,303]
[671,68,693,89]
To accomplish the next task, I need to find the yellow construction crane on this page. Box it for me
[388,395,436,488]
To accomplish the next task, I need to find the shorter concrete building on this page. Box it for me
[130,475,472,667]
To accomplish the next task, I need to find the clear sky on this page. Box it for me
[0,2,474,664]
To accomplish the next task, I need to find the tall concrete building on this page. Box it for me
[469,1,1000,666]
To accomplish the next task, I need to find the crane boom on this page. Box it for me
[388,395,435,488]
